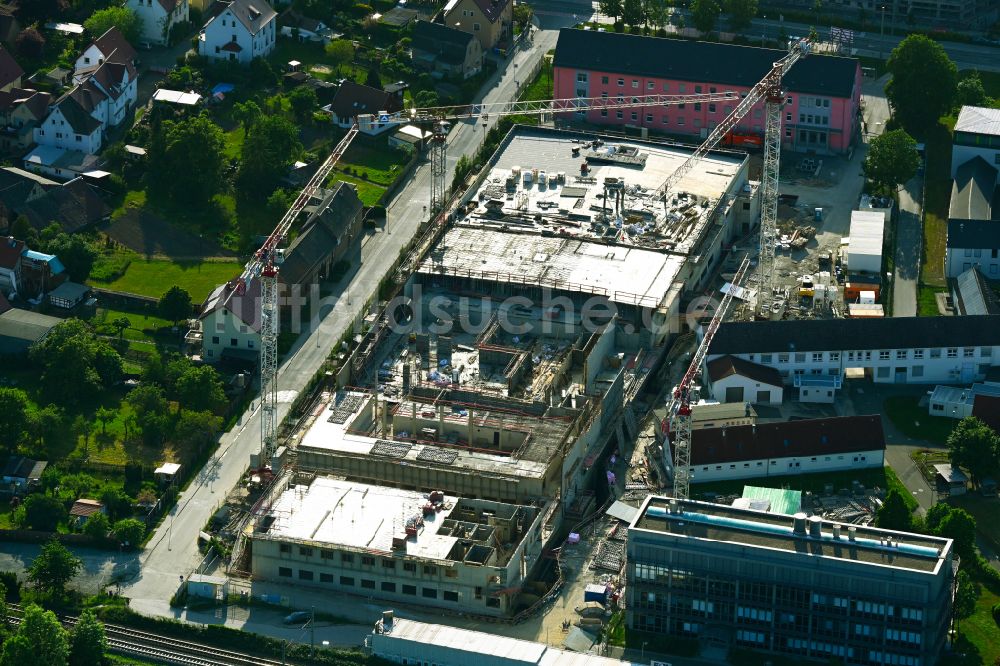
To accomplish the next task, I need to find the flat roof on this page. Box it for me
[462,128,745,254]
[0,308,61,353]
[633,497,951,574]
[258,477,531,562]
[373,618,639,666]
[152,89,202,105]
[299,392,550,479]
[417,226,685,309]
[740,486,801,516]
[847,210,884,260]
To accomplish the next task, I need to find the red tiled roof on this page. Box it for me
[69,498,103,518]
[221,41,243,52]
[0,236,24,270]
[689,415,886,466]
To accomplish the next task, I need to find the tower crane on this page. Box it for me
[245,89,745,468]
[664,38,811,500]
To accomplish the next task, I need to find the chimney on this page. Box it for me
[808,515,822,538]
[792,512,807,536]
[832,524,842,539]
[848,526,857,542]
[668,499,679,515]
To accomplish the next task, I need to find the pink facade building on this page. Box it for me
[552,29,862,155]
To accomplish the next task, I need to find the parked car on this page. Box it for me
[283,611,311,625]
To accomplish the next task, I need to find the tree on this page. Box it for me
[232,100,261,137]
[863,129,920,193]
[0,388,30,454]
[691,0,722,33]
[158,286,192,325]
[937,506,977,561]
[886,35,958,134]
[956,72,991,108]
[42,233,97,283]
[875,488,912,531]
[95,407,115,435]
[99,488,132,522]
[14,28,45,60]
[28,540,81,595]
[946,416,999,486]
[953,569,980,633]
[324,40,355,74]
[31,321,123,405]
[623,0,645,26]
[727,0,758,30]
[26,405,65,451]
[645,0,670,29]
[70,609,107,666]
[9,215,37,247]
[22,494,66,532]
[414,90,439,109]
[236,115,302,199]
[111,316,131,343]
[149,115,226,208]
[174,409,223,454]
[364,66,382,90]
[598,0,624,23]
[0,604,69,666]
[126,383,171,446]
[175,365,227,413]
[112,518,145,549]
[288,86,318,123]
[82,512,109,540]
[84,7,141,45]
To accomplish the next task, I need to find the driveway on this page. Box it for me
[894,178,923,317]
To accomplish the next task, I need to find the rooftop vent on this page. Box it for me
[792,512,807,536]
[808,515,822,538]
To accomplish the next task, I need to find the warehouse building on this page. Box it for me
[844,210,885,276]
[251,476,550,617]
[706,315,1000,395]
[627,497,954,664]
[553,29,862,154]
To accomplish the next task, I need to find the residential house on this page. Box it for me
[34,83,106,154]
[19,249,66,299]
[671,415,886,484]
[278,181,364,286]
[199,0,277,65]
[69,498,104,527]
[0,7,21,46]
[411,20,483,80]
[946,107,1000,279]
[1,455,47,491]
[0,307,62,354]
[927,381,1000,419]
[74,27,138,82]
[19,177,110,233]
[0,45,21,92]
[443,0,513,51]
[329,81,403,135]
[706,316,1000,397]
[22,145,103,182]
[127,0,190,47]
[0,167,55,226]
[199,277,262,364]
[552,29,862,155]
[0,87,51,151]
[278,8,336,43]
[0,234,22,295]
[706,354,784,405]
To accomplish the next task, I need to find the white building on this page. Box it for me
[928,381,1000,419]
[706,355,783,405]
[673,415,886,485]
[845,209,885,275]
[127,0,190,46]
[369,616,634,666]
[199,277,260,364]
[951,106,1000,179]
[74,27,137,82]
[33,85,105,154]
[251,476,549,617]
[706,316,1000,396]
[198,0,277,65]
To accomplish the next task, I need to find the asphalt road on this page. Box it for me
[894,179,923,317]
[120,18,567,618]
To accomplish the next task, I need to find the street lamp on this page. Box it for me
[641,641,649,660]
[879,5,887,60]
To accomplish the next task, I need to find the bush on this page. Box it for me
[14,28,45,60]
[993,602,1000,625]
[0,571,20,600]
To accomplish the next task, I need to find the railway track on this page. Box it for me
[8,603,295,665]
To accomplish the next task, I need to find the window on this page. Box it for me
[402,584,416,595]
[445,569,458,578]
[930,348,942,358]
[361,579,375,589]
[879,351,890,360]
[695,85,702,93]
[473,22,480,31]
[896,350,907,360]
[617,78,624,86]
[830,352,840,361]
[677,118,684,126]
[299,570,313,581]
[786,113,792,122]
[647,81,654,90]
[795,353,805,363]
[912,365,924,378]
[443,591,459,602]
[340,576,354,586]
[299,546,313,557]
[694,103,701,111]
[914,349,924,359]
[709,104,716,113]
[403,562,416,572]
[341,552,354,564]
[761,353,772,362]
[616,110,623,119]
[381,582,396,592]
[422,588,438,599]
[601,110,608,117]
[632,79,639,88]
[679,83,686,92]
[320,573,333,583]
[785,128,792,138]
[662,116,668,124]
[601,76,609,84]
[631,112,638,121]
[964,347,975,357]
[646,113,653,122]
[382,558,396,569]
[231,338,237,347]
[576,72,587,83]
[279,567,292,577]
[778,353,789,363]
[812,352,823,363]
[76,135,81,142]
[423,565,437,575]
[279,543,291,553]
[361,556,375,566]
[947,348,958,358]
[662,82,669,91]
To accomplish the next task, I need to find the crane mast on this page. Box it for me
[666,39,811,499]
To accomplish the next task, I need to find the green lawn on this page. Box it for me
[93,308,177,345]
[884,395,956,444]
[919,123,952,289]
[340,136,411,186]
[692,465,917,510]
[89,259,239,301]
[951,573,1000,666]
[917,285,947,316]
[224,126,245,160]
[330,172,387,206]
